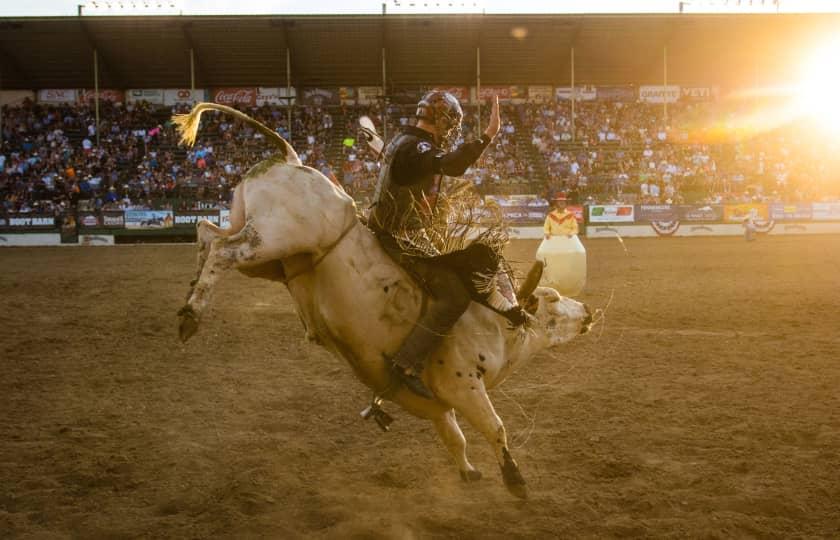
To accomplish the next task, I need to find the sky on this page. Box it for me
[1,0,839,17]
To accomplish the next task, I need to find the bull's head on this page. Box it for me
[531,287,593,347]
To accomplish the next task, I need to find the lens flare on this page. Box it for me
[794,37,840,134]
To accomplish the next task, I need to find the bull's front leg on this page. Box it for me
[452,382,527,499]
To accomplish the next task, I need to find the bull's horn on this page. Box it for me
[172,102,301,165]
[516,260,544,302]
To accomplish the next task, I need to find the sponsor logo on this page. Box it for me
[79,235,111,245]
[690,225,714,233]
[81,215,99,227]
[103,214,125,226]
[9,217,54,227]
[213,88,256,105]
[174,214,221,225]
[753,219,775,233]
[784,224,807,232]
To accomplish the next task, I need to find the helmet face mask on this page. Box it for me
[416,91,463,149]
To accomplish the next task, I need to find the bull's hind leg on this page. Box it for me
[189,187,247,299]
[433,410,482,483]
[178,221,263,342]
[454,385,527,499]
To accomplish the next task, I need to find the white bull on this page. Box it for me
[176,103,592,498]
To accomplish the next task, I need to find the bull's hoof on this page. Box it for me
[177,306,199,343]
[460,469,483,483]
[500,448,527,499]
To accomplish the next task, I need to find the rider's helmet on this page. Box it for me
[415,91,463,149]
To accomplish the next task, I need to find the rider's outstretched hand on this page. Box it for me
[484,95,500,140]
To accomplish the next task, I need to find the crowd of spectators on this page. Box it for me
[2,94,839,220]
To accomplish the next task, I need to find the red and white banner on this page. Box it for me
[212,87,257,106]
[37,89,78,104]
[477,86,514,101]
[255,87,296,106]
[78,89,124,104]
[163,89,205,106]
[126,89,165,104]
[639,85,681,103]
[0,90,34,107]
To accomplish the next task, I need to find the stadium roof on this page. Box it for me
[0,13,838,90]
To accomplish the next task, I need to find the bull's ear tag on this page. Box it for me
[360,395,394,432]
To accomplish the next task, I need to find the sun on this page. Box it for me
[794,37,840,135]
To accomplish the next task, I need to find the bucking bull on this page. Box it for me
[176,103,593,498]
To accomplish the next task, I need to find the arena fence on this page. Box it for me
[2,202,840,246]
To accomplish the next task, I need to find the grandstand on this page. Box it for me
[2,13,840,239]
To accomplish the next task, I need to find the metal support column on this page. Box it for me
[286,47,292,140]
[94,48,100,148]
[663,45,668,125]
[476,46,481,129]
[571,46,576,143]
[381,46,387,142]
[189,48,195,90]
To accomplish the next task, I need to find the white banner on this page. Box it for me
[357,86,382,105]
[0,90,34,107]
[256,87,296,106]
[588,205,635,223]
[126,89,164,104]
[639,85,681,103]
[680,86,714,101]
[528,85,554,102]
[163,89,206,106]
[812,202,840,221]
[37,89,78,104]
[554,86,597,101]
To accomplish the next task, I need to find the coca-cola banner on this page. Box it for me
[596,86,636,102]
[126,89,165,105]
[300,87,340,106]
[163,89,206,106]
[681,87,715,101]
[255,87,296,106]
[527,85,554,102]
[639,85,681,103]
[356,86,383,105]
[78,89,125,104]
[212,87,257,107]
[37,89,78,104]
[555,86,597,101]
[0,90,34,107]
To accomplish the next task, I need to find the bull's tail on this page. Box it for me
[172,102,301,165]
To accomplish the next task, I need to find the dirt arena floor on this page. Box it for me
[2,234,840,539]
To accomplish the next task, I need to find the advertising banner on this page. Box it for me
[770,203,812,221]
[220,209,231,228]
[163,89,206,106]
[596,86,635,101]
[125,210,174,230]
[4,214,57,229]
[555,86,597,101]
[0,90,35,107]
[78,89,124,104]
[723,203,769,222]
[300,87,340,106]
[102,212,125,228]
[174,210,223,227]
[432,86,470,102]
[356,86,383,105]
[812,202,840,221]
[478,86,528,102]
[256,87,296,106]
[639,85,681,103]
[681,87,714,101]
[37,89,78,104]
[338,86,357,105]
[78,212,101,228]
[636,205,678,222]
[126,89,165,104]
[391,87,425,104]
[588,205,635,223]
[678,205,724,222]
[485,195,549,224]
[212,87,257,107]
[527,85,554,102]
